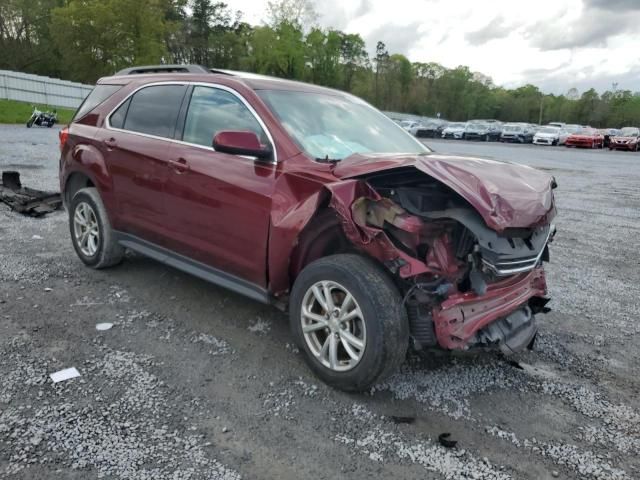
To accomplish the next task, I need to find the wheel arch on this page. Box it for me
[288,208,352,287]
[64,172,95,207]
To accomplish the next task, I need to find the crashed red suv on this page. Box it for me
[59,65,557,391]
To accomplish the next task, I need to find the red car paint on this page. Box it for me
[433,268,547,349]
[60,71,556,352]
[565,129,604,148]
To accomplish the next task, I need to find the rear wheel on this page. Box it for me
[289,254,409,392]
[69,187,124,269]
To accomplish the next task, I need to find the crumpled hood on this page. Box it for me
[332,153,556,231]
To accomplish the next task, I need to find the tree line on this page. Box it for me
[1,0,639,127]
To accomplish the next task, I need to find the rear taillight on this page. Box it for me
[59,127,69,152]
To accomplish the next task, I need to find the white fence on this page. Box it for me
[0,70,93,109]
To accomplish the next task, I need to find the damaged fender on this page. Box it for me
[267,175,455,296]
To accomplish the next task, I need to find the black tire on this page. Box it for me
[69,187,124,269]
[289,254,409,392]
[26,120,33,128]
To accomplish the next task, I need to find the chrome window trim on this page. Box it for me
[104,81,278,164]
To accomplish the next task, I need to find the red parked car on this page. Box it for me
[565,128,604,148]
[609,127,640,151]
[59,65,557,391]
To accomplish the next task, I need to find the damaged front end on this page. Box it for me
[327,164,556,354]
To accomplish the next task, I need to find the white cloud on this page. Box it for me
[224,0,640,93]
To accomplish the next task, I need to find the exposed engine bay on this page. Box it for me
[349,167,556,353]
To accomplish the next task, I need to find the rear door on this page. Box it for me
[96,83,188,245]
[163,85,276,287]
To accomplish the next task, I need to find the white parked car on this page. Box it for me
[533,126,569,146]
[441,122,467,139]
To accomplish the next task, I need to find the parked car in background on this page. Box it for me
[400,120,421,132]
[599,128,621,148]
[563,124,582,134]
[548,122,566,128]
[609,127,640,151]
[500,123,535,143]
[464,121,502,141]
[533,126,569,146]
[410,121,446,138]
[565,128,604,148]
[441,122,467,139]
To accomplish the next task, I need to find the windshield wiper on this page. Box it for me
[315,155,341,163]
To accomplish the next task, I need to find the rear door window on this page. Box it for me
[121,85,187,139]
[182,86,268,148]
[74,84,122,120]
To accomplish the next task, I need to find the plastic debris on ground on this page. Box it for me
[49,367,81,383]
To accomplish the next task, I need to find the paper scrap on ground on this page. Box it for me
[50,367,80,383]
[96,322,113,331]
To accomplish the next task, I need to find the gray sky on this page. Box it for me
[226,0,640,95]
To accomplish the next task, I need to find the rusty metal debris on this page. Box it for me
[0,171,62,217]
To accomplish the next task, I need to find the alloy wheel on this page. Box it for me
[300,281,367,372]
[73,202,99,257]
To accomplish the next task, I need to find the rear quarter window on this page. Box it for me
[74,85,122,121]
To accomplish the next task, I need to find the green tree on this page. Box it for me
[0,0,64,76]
[339,33,367,92]
[266,0,317,30]
[51,0,169,83]
[373,41,388,107]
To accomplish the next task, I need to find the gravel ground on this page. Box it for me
[1,125,639,479]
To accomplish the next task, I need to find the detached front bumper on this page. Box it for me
[432,267,547,350]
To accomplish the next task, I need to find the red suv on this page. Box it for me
[60,65,557,391]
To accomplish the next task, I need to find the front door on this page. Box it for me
[163,85,276,287]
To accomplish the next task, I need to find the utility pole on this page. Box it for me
[539,94,544,125]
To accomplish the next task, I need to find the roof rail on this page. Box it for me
[115,64,213,75]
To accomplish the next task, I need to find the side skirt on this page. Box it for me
[114,232,271,304]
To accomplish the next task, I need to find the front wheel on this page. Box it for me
[289,254,409,392]
[26,119,34,128]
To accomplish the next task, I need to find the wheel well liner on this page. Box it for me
[64,173,95,206]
